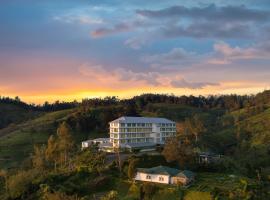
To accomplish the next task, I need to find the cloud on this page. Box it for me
[78,63,219,89]
[170,78,219,89]
[91,22,131,37]
[53,14,104,25]
[161,21,252,39]
[142,48,196,64]
[78,63,162,86]
[90,4,270,46]
[136,4,270,22]
[207,41,270,64]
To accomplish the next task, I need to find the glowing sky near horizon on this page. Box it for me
[1,0,270,104]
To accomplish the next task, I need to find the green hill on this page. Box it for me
[0,102,42,129]
[0,109,75,169]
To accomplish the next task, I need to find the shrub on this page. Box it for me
[7,169,39,199]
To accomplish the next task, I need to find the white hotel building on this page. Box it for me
[109,116,176,149]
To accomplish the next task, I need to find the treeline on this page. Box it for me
[74,90,270,111]
[0,96,78,112]
[2,90,270,112]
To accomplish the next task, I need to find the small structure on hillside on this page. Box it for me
[81,138,110,149]
[135,166,195,185]
[198,152,222,164]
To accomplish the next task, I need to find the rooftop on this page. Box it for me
[176,170,195,179]
[137,166,180,176]
[110,116,175,124]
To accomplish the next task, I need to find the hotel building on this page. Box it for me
[109,116,176,148]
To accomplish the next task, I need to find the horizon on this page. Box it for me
[1,0,270,103]
[1,89,268,105]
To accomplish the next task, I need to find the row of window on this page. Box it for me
[113,138,154,144]
[110,128,152,133]
[111,123,176,128]
[161,132,176,137]
[146,175,164,181]
[160,128,176,132]
[111,132,175,139]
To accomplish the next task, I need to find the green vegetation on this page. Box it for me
[0,91,270,199]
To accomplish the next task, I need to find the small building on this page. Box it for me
[198,152,222,164]
[171,170,195,185]
[81,138,110,149]
[135,166,195,185]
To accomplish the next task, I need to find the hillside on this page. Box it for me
[0,102,42,129]
[0,109,76,169]
[0,92,269,199]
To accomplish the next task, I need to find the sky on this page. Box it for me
[0,0,270,104]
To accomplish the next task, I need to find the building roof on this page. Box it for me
[175,170,195,179]
[110,116,175,124]
[137,166,180,176]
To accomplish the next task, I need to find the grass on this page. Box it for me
[0,102,42,129]
[0,109,75,169]
[110,172,257,200]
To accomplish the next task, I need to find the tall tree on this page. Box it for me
[45,135,58,171]
[162,137,194,168]
[32,145,46,170]
[57,122,75,168]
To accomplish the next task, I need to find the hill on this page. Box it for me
[0,101,42,129]
[0,109,76,169]
[0,91,270,199]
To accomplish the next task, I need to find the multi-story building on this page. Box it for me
[109,116,176,148]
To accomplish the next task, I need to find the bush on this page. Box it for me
[184,191,213,200]
[101,190,118,200]
[7,169,39,199]
[142,183,157,200]
[127,183,140,199]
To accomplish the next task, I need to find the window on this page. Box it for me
[159,177,164,181]
[146,175,151,179]
[120,123,125,127]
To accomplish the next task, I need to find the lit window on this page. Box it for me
[159,177,164,181]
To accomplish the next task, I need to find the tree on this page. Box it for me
[185,114,206,142]
[0,169,8,193]
[57,122,75,168]
[141,183,157,200]
[74,147,105,173]
[128,158,139,180]
[32,145,46,170]
[162,137,195,168]
[45,135,58,171]
[101,190,118,200]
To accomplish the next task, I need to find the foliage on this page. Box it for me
[101,190,119,200]
[7,169,39,199]
[162,137,195,168]
[184,191,213,200]
[74,147,106,173]
[127,158,139,180]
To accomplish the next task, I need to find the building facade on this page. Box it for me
[109,116,176,148]
[135,166,195,185]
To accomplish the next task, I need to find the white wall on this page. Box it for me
[81,141,91,148]
[135,172,170,184]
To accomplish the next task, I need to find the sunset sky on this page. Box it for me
[1,0,270,104]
